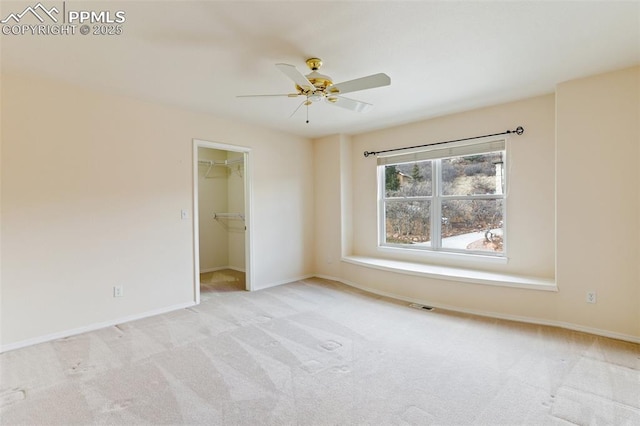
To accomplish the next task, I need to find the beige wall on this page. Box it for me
[314,67,639,341]
[2,66,638,349]
[313,135,342,278]
[314,133,353,278]
[351,94,557,278]
[0,73,314,348]
[556,66,639,337]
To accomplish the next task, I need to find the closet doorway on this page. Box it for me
[193,139,252,302]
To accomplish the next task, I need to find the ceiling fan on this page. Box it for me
[237,58,391,122]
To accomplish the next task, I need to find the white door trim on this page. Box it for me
[192,139,253,303]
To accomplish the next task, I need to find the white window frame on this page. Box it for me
[377,138,507,259]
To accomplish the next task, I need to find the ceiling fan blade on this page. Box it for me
[329,96,373,113]
[236,93,299,98]
[276,63,314,92]
[329,73,390,95]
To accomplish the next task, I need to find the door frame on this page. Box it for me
[192,139,253,303]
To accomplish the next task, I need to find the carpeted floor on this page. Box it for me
[1,277,639,425]
[200,269,246,293]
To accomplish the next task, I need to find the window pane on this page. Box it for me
[385,200,431,245]
[442,152,504,196]
[441,199,503,252]
[384,162,432,197]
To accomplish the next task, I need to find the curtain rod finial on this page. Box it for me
[515,126,524,135]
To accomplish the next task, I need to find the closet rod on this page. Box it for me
[198,158,243,166]
[363,126,524,158]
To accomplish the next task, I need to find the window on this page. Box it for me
[378,139,506,256]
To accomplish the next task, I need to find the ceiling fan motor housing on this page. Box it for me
[305,72,333,91]
[296,58,336,95]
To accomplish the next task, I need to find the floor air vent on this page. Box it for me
[409,303,434,311]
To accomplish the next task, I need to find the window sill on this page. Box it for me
[342,255,557,292]
[378,245,508,264]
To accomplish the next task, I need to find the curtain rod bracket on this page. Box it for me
[363,126,524,158]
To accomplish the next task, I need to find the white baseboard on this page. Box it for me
[1,272,300,352]
[6,273,636,353]
[314,274,640,344]
[253,274,315,291]
[0,301,196,354]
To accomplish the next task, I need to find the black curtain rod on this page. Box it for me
[363,126,524,158]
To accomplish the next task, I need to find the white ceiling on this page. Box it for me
[1,1,639,138]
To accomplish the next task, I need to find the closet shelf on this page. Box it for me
[198,158,243,167]
[199,158,243,179]
[213,212,245,221]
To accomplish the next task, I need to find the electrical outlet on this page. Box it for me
[181,209,189,220]
[586,291,596,304]
[113,285,124,298]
